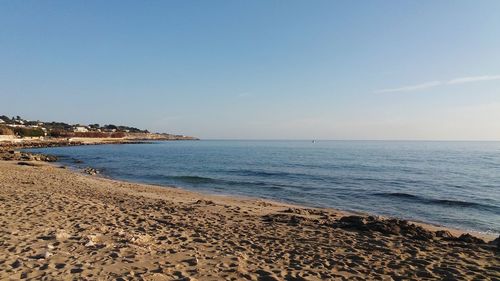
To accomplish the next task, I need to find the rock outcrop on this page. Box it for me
[83,167,99,176]
[335,215,435,241]
[0,150,57,162]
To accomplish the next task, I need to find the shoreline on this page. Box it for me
[4,139,498,240]
[0,136,198,150]
[0,159,499,280]
[93,180,500,241]
[88,173,500,241]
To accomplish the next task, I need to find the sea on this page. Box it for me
[27,140,500,235]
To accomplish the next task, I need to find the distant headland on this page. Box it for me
[0,115,198,148]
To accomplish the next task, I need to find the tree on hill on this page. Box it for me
[12,127,44,137]
[104,124,117,130]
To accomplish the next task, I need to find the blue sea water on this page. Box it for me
[27,140,500,235]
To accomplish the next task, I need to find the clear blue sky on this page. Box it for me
[1,1,499,140]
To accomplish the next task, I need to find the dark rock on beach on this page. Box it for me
[0,150,57,162]
[435,230,454,239]
[336,215,435,241]
[193,199,216,206]
[490,235,499,250]
[17,161,42,167]
[40,154,58,162]
[283,207,328,217]
[456,233,485,244]
[338,215,368,230]
[84,167,99,176]
[262,213,315,225]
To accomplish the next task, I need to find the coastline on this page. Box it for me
[0,139,500,242]
[17,141,499,240]
[0,154,499,279]
[0,136,198,150]
[2,139,498,239]
[54,166,500,242]
[86,171,500,242]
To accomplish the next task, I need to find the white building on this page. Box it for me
[73,126,89,132]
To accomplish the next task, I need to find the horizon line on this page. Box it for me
[198,138,500,142]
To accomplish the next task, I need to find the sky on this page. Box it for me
[1,1,500,140]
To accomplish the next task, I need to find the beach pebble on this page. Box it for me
[435,230,454,239]
[30,251,52,259]
[109,252,120,258]
[10,259,22,269]
[44,251,53,258]
[85,234,101,247]
[55,230,70,241]
[184,257,198,266]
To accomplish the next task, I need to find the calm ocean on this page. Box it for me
[28,140,500,235]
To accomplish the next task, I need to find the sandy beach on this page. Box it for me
[0,159,498,280]
[2,1,500,279]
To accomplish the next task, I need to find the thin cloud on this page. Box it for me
[376,74,500,93]
[447,75,500,85]
[375,81,442,93]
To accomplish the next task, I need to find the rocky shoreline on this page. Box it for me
[0,132,199,151]
[0,150,58,162]
[0,139,153,151]
[266,209,499,248]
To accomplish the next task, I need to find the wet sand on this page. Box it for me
[0,160,498,280]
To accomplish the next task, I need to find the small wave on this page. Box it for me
[374,192,499,212]
[228,169,296,178]
[226,169,325,183]
[169,175,219,184]
[166,175,283,190]
[375,192,420,199]
[159,174,293,192]
[432,199,485,208]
